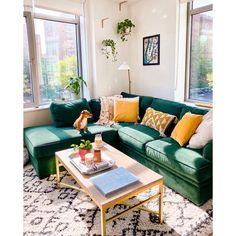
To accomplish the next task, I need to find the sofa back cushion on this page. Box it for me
[50,98,93,127]
[88,98,101,122]
[121,92,153,120]
[150,98,185,119]
[180,105,209,119]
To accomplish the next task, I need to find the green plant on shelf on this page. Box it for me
[117,19,135,42]
[101,39,118,62]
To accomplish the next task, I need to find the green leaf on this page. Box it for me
[87,143,93,151]
[85,140,90,145]
[79,143,85,149]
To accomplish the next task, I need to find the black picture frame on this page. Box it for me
[143,34,160,65]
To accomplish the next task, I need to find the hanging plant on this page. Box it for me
[101,39,118,62]
[117,19,135,42]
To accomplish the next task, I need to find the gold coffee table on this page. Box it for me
[55,142,164,236]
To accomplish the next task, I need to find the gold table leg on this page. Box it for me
[55,156,60,188]
[101,207,106,236]
[159,182,164,223]
[101,182,164,234]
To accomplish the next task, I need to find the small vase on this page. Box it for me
[125,28,131,34]
[79,149,88,162]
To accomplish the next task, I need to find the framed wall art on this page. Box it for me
[143,34,160,65]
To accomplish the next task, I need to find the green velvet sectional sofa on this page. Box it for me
[23,92,212,206]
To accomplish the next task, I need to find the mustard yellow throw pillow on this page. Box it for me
[113,97,139,122]
[141,107,177,136]
[171,112,203,146]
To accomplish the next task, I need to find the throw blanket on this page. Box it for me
[95,95,122,126]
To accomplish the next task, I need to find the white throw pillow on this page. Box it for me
[187,109,213,149]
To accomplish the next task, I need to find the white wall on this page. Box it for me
[24,108,52,128]
[128,0,178,100]
[174,2,188,102]
[85,0,130,98]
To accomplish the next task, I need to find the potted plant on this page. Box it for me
[117,19,135,42]
[71,139,93,161]
[101,39,118,62]
[65,76,87,99]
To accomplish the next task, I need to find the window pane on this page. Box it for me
[189,10,213,102]
[23,17,34,104]
[193,0,213,9]
[35,19,78,103]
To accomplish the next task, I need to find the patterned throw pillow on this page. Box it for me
[95,95,122,126]
[141,107,177,136]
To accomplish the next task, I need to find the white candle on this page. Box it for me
[85,153,94,166]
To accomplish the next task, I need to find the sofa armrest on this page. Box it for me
[203,140,213,162]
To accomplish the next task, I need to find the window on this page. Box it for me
[23,17,34,105]
[186,0,213,103]
[24,8,81,108]
[35,19,78,104]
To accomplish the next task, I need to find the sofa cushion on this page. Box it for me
[88,98,101,122]
[24,123,117,159]
[180,105,209,119]
[121,92,153,120]
[150,98,185,119]
[50,98,93,127]
[146,137,212,183]
[118,124,161,153]
[111,122,134,130]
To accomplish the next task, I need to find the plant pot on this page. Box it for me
[125,28,131,34]
[79,149,89,161]
[71,93,80,100]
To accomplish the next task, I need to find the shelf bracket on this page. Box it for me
[119,1,128,11]
[101,17,109,28]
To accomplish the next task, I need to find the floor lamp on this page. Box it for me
[118,62,131,93]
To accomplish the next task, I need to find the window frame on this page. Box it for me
[23,9,82,108]
[185,2,213,103]
[24,11,40,108]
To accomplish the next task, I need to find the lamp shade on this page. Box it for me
[118,61,130,70]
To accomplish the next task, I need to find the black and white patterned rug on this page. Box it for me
[24,164,212,236]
